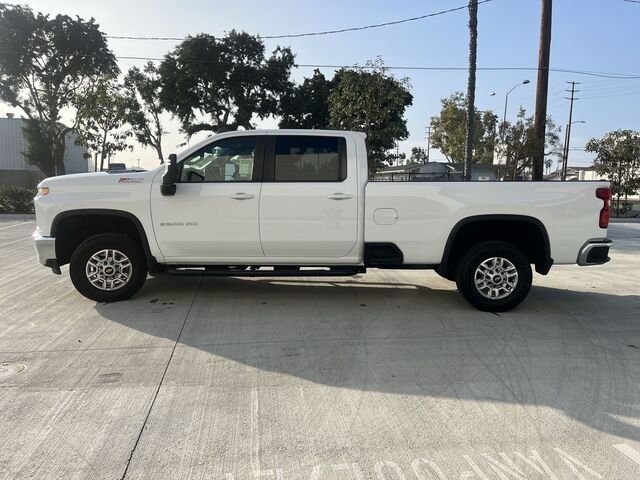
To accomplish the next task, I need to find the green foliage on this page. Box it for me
[0,186,35,214]
[279,69,333,129]
[0,4,118,176]
[407,147,428,165]
[430,92,497,164]
[76,80,132,171]
[124,62,167,163]
[495,107,561,180]
[328,58,413,173]
[586,130,640,216]
[159,31,295,136]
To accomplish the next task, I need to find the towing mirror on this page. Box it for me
[161,153,177,196]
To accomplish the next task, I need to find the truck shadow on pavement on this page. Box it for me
[97,274,640,443]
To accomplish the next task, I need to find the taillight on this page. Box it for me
[596,187,611,229]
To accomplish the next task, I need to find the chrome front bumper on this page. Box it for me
[33,232,60,273]
[577,238,612,266]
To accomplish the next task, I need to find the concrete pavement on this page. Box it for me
[1,220,640,479]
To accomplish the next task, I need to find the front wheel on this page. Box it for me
[455,241,532,312]
[69,233,147,302]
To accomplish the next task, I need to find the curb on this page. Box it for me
[0,214,36,221]
[610,217,640,224]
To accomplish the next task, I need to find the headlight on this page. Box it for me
[38,186,49,196]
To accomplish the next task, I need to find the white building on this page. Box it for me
[544,166,604,182]
[374,162,498,182]
[545,165,639,201]
[0,116,88,188]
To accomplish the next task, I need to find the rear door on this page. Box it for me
[259,133,358,257]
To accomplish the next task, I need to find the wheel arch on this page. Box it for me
[51,209,159,271]
[438,214,552,280]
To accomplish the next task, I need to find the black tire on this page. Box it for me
[455,241,532,312]
[69,233,147,302]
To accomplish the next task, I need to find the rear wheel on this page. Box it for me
[69,233,147,302]
[455,241,532,312]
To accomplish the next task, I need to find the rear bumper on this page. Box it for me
[33,232,60,273]
[577,238,612,266]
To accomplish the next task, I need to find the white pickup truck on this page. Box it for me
[33,129,612,311]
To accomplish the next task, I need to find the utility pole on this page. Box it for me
[425,125,432,163]
[561,81,580,180]
[464,0,478,181]
[532,0,553,181]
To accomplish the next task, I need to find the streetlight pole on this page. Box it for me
[490,81,529,180]
[501,79,531,126]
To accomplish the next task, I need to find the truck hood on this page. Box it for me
[38,168,162,189]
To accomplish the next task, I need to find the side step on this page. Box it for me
[165,266,366,277]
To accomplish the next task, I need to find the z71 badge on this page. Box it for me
[117,177,143,183]
[159,222,199,227]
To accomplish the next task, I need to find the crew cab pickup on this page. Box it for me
[33,129,612,311]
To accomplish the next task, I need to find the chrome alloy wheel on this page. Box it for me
[473,257,519,300]
[85,249,132,291]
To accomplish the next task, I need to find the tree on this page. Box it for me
[495,107,561,180]
[0,5,118,176]
[586,130,640,216]
[279,69,332,129]
[407,147,428,165]
[76,80,131,171]
[159,31,294,136]
[329,58,413,173]
[430,92,497,164]
[124,62,167,164]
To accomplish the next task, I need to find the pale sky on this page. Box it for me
[3,0,639,171]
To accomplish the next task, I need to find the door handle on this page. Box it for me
[229,192,254,200]
[327,193,353,200]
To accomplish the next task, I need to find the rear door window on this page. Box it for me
[273,136,346,182]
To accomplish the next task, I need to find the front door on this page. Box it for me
[259,134,358,258]
[151,135,264,262]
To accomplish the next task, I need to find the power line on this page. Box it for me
[104,0,497,41]
[114,56,640,79]
[2,47,640,80]
[579,91,640,100]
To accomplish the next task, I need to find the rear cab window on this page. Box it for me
[267,135,347,182]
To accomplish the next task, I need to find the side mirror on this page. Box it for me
[161,153,177,196]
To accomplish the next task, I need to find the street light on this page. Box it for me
[490,79,531,125]
[561,120,586,181]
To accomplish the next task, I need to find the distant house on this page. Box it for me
[0,116,88,188]
[374,162,498,182]
[544,165,604,182]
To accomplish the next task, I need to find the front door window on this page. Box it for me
[180,136,257,183]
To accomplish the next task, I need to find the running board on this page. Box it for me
[165,266,366,277]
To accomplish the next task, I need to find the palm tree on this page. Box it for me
[464,0,478,181]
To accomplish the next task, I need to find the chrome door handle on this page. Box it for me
[229,192,254,200]
[327,193,353,200]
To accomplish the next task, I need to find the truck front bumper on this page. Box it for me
[577,238,612,266]
[33,232,60,274]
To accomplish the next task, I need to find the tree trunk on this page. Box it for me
[464,0,479,181]
[54,131,66,176]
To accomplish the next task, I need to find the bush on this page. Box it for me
[0,186,36,214]
[611,201,634,217]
